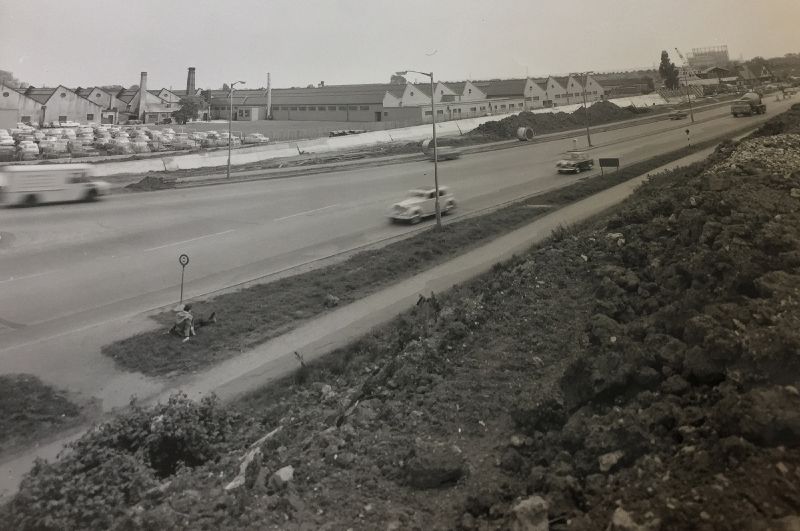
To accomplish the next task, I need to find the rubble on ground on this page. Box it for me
[7,105,800,529]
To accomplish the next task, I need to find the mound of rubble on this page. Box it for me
[7,106,800,530]
[469,101,641,140]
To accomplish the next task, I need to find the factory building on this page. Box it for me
[22,85,104,126]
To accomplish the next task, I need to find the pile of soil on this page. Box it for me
[469,101,642,141]
[8,106,800,530]
[124,175,177,191]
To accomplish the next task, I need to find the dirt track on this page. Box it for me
[6,105,800,530]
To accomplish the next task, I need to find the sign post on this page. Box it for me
[598,157,620,176]
[686,129,691,148]
[178,254,189,304]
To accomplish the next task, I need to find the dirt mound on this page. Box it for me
[469,101,640,140]
[125,175,177,191]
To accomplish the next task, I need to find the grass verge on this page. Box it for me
[0,374,85,458]
[102,135,731,377]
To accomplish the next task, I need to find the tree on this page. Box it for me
[171,96,204,124]
[0,69,26,88]
[658,51,680,90]
[390,74,407,84]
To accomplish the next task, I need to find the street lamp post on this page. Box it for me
[574,71,594,148]
[396,69,441,229]
[227,80,246,179]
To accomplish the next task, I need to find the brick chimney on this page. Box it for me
[187,67,196,94]
[139,71,147,121]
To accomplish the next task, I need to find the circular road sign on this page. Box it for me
[179,254,190,267]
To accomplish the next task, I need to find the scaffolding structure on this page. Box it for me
[687,45,730,69]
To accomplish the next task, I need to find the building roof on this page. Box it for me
[552,77,570,89]
[445,82,466,94]
[594,77,651,88]
[25,87,58,104]
[76,87,93,98]
[472,78,527,97]
[117,88,139,103]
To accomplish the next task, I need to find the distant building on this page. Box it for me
[0,83,43,128]
[23,85,104,126]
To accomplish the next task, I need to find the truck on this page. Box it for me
[556,151,594,174]
[731,92,766,117]
[0,164,111,206]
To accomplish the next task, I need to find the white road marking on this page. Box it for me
[144,229,236,252]
[274,204,340,221]
[0,272,50,284]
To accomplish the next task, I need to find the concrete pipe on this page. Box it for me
[516,127,534,141]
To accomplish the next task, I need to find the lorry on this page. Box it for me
[556,151,594,174]
[731,92,767,117]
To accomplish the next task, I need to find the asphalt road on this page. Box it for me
[0,97,794,405]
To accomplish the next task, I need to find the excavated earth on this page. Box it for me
[6,105,800,530]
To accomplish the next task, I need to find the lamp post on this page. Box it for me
[573,71,594,148]
[227,80,246,179]
[396,69,441,229]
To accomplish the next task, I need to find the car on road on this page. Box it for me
[668,109,688,120]
[556,151,594,174]
[389,186,456,224]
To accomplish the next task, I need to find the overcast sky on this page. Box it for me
[1,0,799,90]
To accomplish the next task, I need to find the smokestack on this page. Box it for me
[139,71,148,121]
[187,67,196,94]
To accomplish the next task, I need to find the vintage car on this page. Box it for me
[389,186,456,224]
[556,151,594,174]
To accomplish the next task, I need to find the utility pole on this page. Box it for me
[227,80,246,179]
[573,71,594,147]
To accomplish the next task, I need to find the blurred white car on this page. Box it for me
[243,133,269,144]
[389,186,456,224]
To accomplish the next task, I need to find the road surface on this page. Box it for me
[0,97,794,408]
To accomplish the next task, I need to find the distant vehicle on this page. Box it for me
[243,133,269,144]
[0,164,111,206]
[556,151,594,174]
[731,92,766,117]
[429,146,461,161]
[389,186,456,224]
[668,110,688,120]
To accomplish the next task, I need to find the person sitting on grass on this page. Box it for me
[169,304,217,342]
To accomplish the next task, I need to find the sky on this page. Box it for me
[1,0,799,90]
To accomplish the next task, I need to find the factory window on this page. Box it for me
[410,91,414,96]
[500,104,506,109]
[436,109,444,115]
[328,106,336,110]
[87,113,94,121]
[338,106,347,111]
[298,106,306,111]
[308,106,316,111]
[2,92,8,97]
[518,103,524,108]
[532,96,540,101]
[59,115,67,121]
[555,94,561,99]
[290,107,298,111]
[95,93,101,98]
[424,111,432,116]
[383,112,388,116]
[480,106,486,111]
[470,107,476,112]
[21,115,31,122]
[468,89,472,94]
[60,93,66,98]
[348,105,357,110]
[359,105,368,110]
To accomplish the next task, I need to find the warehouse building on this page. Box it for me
[23,85,104,125]
[0,83,43,128]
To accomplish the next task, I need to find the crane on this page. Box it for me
[674,47,696,123]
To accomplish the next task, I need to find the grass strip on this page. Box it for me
[102,136,730,377]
